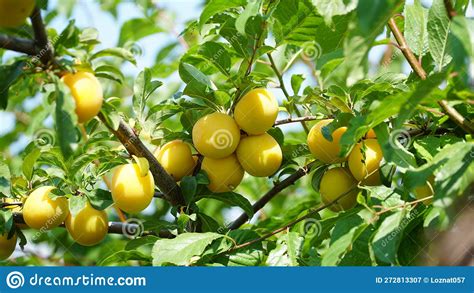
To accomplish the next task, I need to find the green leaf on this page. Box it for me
[220,230,265,266]
[181,176,197,204]
[196,192,254,218]
[413,135,462,162]
[88,189,114,210]
[450,16,473,58]
[152,232,223,266]
[0,61,25,109]
[404,142,474,201]
[179,63,213,87]
[199,0,246,31]
[198,212,222,232]
[125,235,160,251]
[272,0,323,45]
[356,0,398,35]
[291,74,305,95]
[69,196,87,217]
[372,210,412,264]
[334,0,399,85]
[394,74,445,129]
[197,42,231,76]
[0,159,11,197]
[55,83,77,160]
[312,0,358,25]
[321,213,367,266]
[98,250,152,266]
[95,65,125,84]
[133,69,163,121]
[54,20,79,49]
[22,147,41,181]
[235,0,261,36]
[79,27,99,45]
[311,165,328,192]
[339,226,375,266]
[374,123,417,169]
[118,17,163,46]
[91,47,137,65]
[219,16,253,59]
[427,0,452,71]
[266,232,304,266]
[404,0,429,58]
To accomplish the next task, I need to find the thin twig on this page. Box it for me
[229,161,318,230]
[267,52,310,133]
[229,186,357,251]
[438,100,474,134]
[388,18,427,79]
[79,124,127,223]
[274,116,318,126]
[374,195,434,216]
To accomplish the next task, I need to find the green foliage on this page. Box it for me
[0,0,472,267]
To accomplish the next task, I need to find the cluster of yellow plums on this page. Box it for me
[307,120,434,211]
[0,70,159,259]
[0,161,156,260]
[0,2,436,256]
[0,186,108,260]
[155,88,282,193]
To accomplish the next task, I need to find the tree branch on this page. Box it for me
[387,18,427,79]
[438,100,474,133]
[443,0,457,19]
[388,16,474,135]
[12,212,174,238]
[229,161,318,230]
[98,113,185,206]
[0,35,37,55]
[29,6,54,65]
[229,186,356,251]
[267,52,310,133]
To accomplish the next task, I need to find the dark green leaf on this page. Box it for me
[152,232,223,266]
[196,192,253,218]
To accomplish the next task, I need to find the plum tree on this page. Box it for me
[307,119,347,164]
[201,155,244,193]
[348,139,383,184]
[192,112,241,159]
[234,88,279,135]
[154,140,196,181]
[0,232,16,260]
[0,0,472,269]
[236,133,282,177]
[319,168,359,212]
[22,186,69,230]
[0,0,35,28]
[66,201,108,246]
[61,71,104,123]
[111,163,155,213]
